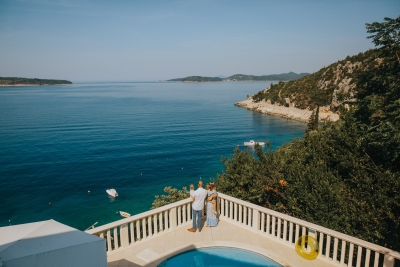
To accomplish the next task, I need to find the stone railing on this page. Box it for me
[218,193,400,267]
[86,193,400,267]
[86,198,193,255]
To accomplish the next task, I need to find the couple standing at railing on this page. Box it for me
[187,180,218,232]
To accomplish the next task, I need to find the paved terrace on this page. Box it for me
[86,193,400,267]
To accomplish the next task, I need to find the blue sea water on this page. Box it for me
[0,81,306,230]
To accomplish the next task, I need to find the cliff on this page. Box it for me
[235,49,383,122]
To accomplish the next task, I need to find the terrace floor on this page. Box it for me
[106,218,337,267]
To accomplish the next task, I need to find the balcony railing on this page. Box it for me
[86,193,400,267]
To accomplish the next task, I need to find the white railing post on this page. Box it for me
[169,207,177,230]
[383,255,395,267]
[120,223,129,248]
[252,208,259,231]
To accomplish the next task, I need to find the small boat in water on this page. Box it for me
[119,211,131,218]
[106,188,118,198]
[244,140,265,146]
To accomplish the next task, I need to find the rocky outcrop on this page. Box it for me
[235,98,339,123]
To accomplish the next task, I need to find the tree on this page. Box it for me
[366,16,400,63]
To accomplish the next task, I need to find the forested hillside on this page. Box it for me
[153,16,400,251]
[0,77,72,85]
[251,49,383,111]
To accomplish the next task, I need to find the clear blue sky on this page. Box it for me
[0,0,399,81]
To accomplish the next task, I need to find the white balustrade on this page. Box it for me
[217,193,400,267]
[86,198,193,255]
[86,192,399,267]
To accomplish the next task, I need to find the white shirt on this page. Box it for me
[192,187,208,211]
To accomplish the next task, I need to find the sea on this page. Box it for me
[0,81,306,230]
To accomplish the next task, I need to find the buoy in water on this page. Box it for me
[88,190,90,194]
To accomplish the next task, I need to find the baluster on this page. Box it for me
[220,198,225,217]
[340,240,346,265]
[233,202,237,221]
[325,235,331,259]
[239,205,243,224]
[383,254,394,267]
[295,223,299,242]
[348,243,354,267]
[100,232,104,238]
[113,227,119,249]
[277,218,282,239]
[106,229,112,252]
[148,217,153,236]
[283,220,287,242]
[252,209,259,231]
[243,206,247,225]
[365,249,371,267]
[136,220,140,240]
[142,218,147,239]
[271,216,276,237]
[164,210,169,229]
[183,204,187,223]
[187,203,191,221]
[261,213,265,233]
[177,206,182,226]
[319,233,325,259]
[373,251,379,267]
[229,201,233,220]
[120,223,129,248]
[333,237,338,262]
[356,246,362,267]
[266,214,270,235]
[158,213,163,232]
[289,222,293,243]
[154,214,158,235]
[130,222,134,243]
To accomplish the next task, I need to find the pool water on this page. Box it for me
[158,247,282,267]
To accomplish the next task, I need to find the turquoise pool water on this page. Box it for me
[158,247,282,267]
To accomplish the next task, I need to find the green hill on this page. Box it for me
[0,77,72,86]
[167,72,308,82]
[251,49,382,111]
[168,76,223,82]
[225,72,309,81]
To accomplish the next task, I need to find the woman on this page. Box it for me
[206,183,218,227]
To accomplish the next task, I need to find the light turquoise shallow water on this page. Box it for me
[158,247,283,267]
[0,81,306,230]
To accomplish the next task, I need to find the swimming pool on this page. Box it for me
[158,247,283,267]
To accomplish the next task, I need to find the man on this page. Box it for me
[188,180,208,232]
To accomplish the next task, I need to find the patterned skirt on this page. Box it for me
[206,201,218,227]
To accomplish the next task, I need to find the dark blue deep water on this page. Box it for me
[0,82,306,230]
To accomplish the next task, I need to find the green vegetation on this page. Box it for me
[252,49,383,111]
[0,77,72,86]
[225,72,309,81]
[168,76,223,82]
[152,16,400,250]
[167,72,309,82]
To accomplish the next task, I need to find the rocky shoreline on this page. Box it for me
[235,98,339,123]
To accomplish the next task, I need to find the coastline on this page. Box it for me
[235,98,339,123]
[0,84,72,87]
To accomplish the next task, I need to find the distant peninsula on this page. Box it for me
[167,72,309,82]
[0,77,73,86]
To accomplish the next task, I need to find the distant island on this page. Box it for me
[167,72,309,82]
[0,77,73,86]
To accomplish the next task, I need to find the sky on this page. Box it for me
[0,0,399,82]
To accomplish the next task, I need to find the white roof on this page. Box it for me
[0,219,107,267]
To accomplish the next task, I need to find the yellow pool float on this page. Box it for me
[295,235,319,260]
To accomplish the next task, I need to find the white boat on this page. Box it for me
[244,140,265,146]
[119,211,131,218]
[106,188,118,198]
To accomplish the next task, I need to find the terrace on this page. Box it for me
[86,193,400,267]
